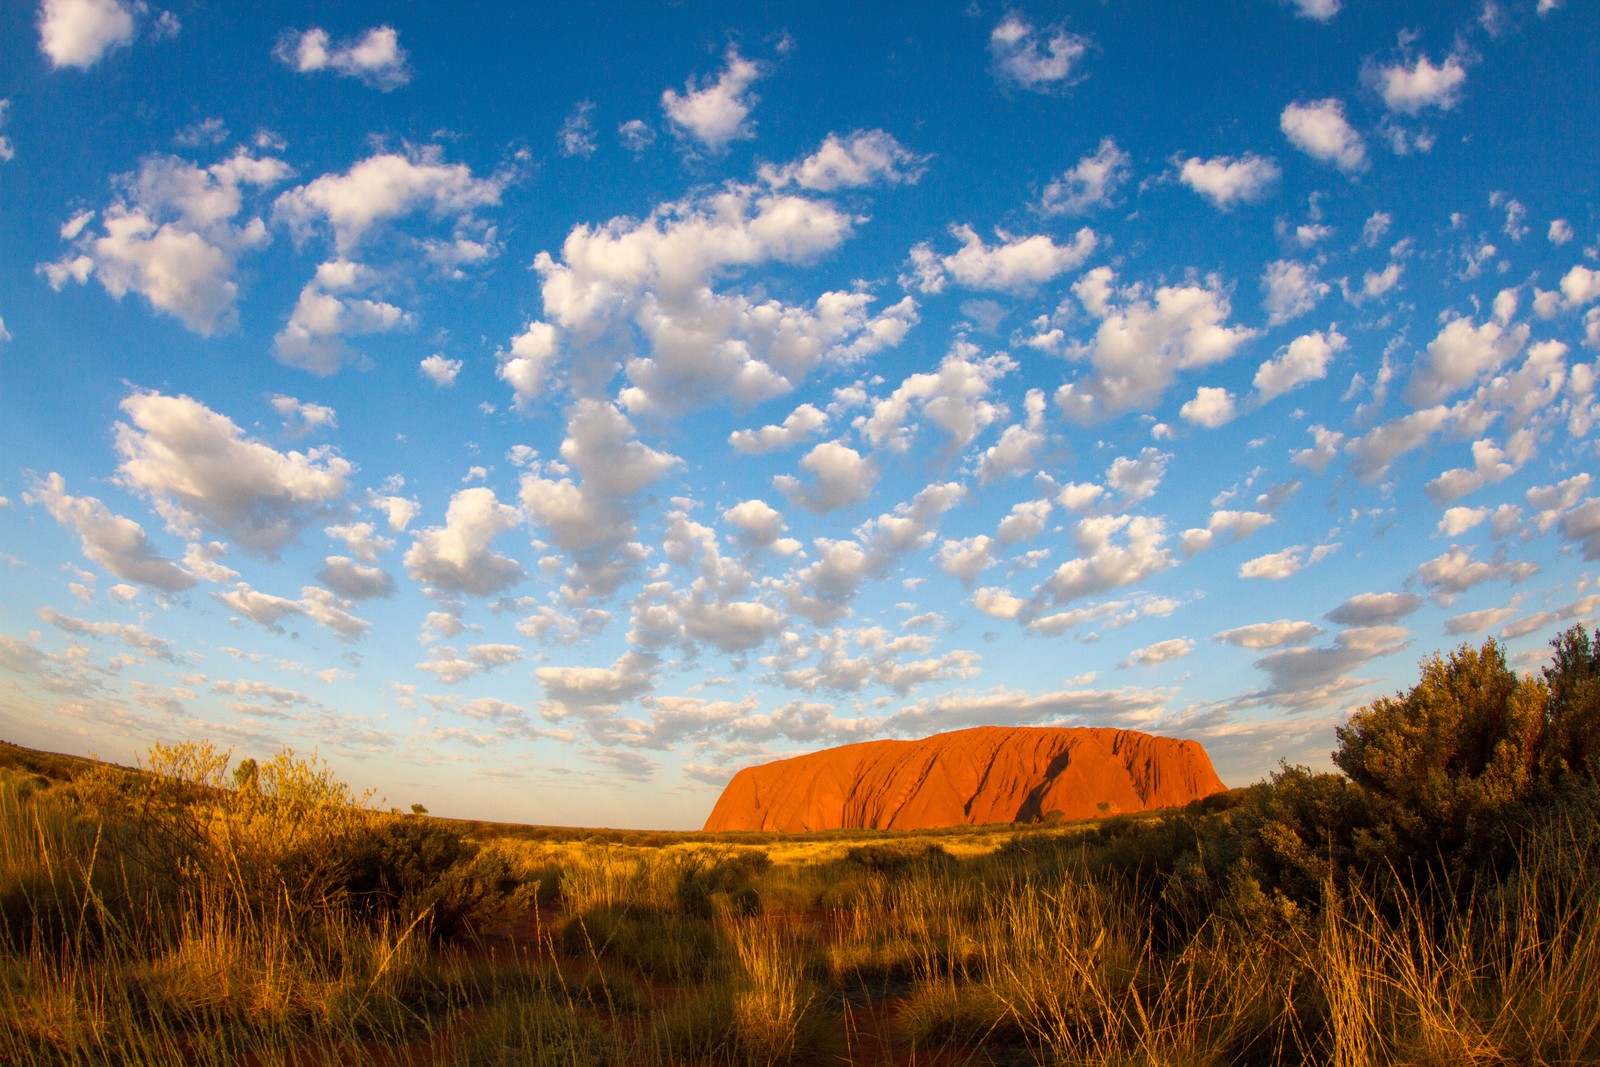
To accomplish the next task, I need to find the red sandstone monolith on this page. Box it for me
[702,725,1227,832]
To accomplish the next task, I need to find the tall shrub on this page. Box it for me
[1541,625,1600,784]
[1332,638,1545,875]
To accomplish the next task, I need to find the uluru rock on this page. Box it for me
[702,725,1227,832]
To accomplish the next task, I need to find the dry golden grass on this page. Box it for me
[4,746,1599,1067]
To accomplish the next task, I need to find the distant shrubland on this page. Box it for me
[2,625,1597,1065]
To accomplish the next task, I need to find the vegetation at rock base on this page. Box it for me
[2,625,1599,1065]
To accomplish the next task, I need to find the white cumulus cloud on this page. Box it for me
[1254,329,1345,401]
[1405,316,1529,407]
[1056,267,1257,422]
[1280,99,1367,173]
[42,150,290,335]
[1262,259,1330,326]
[661,49,762,152]
[275,149,502,253]
[114,390,349,558]
[1180,386,1236,429]
[1176,153,1280,209]
[274,25,410,90]
[38,0,136,69]
[25,473,198,591]
[403,487,525,597]
[774,440,878,514]
[1039,137,1129,216]
[420,353,462,387]
[989,15,1089,91]
[1370,51,1468,115]
[905,225,1096,294]
[760,130,925,191]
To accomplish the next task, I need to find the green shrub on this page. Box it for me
[1542,625,1600,784]
[427,843,537,943]
[336,819,534,943]
[675,849,771,918]
[343,817,474,914]
[838,841,953,876]
[1334,638,1545,874]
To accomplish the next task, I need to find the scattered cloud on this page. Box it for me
[760,130,925,191]
[774,440,877,514]
[857,344,1013,456]
[1121,637,1193,668]
[270,394,337,438]
[274,25,410,90]
[558,101,596,158]
[1039,137,1129,216]
[520,400,681,600]
[1405,316,1528,407]
[1244,624,1410,710]
[42,149,290,334]
[661,48,763,152]
[1281,99,1367,173]
[38,606,177,661]
[273,259,409,374]
[1255,329,1345,401]
[1040,514,1174,609]
[1369,50,1468,115]
[1414,545,1538,602]
[38,0,136,69]
[1261,260,1330,325]
[989,15,1090,91]
[418,643,525,684]
[114,390,349,558]
[1176,153,1280,209]
[729,403,828,455]
[1056,267,1257,422]
[528,182,908,418]
[905,225,1096,294]
[404,487,524,597]
[420,353,462,387]
[1180,386,1237,429]
[1324,591,1423,627]
[274,148,501,253]
[25,473,198,591]
[1215,619,1323,649]
[1286,0,1341,22]
[1238,543,1339,580]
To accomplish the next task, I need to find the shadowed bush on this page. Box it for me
[675,849,771,918]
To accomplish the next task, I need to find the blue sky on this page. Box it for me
[1,0,1597,829]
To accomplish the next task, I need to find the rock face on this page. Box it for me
[702,726,1227,832]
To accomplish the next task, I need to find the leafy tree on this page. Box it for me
[232,757,259,793]
[1333,638,1546,874]
[1541,625,1600,784]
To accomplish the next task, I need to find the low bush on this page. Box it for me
[837,841,953,876]
[337,818,532,943]
[674,849,771,918]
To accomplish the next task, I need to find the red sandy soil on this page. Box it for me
[703,725,1227,833]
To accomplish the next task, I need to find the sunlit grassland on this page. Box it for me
[2,629,1599,1065]
[3,760,1597,1066]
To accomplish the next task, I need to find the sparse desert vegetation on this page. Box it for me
[3,626,1599,1065]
